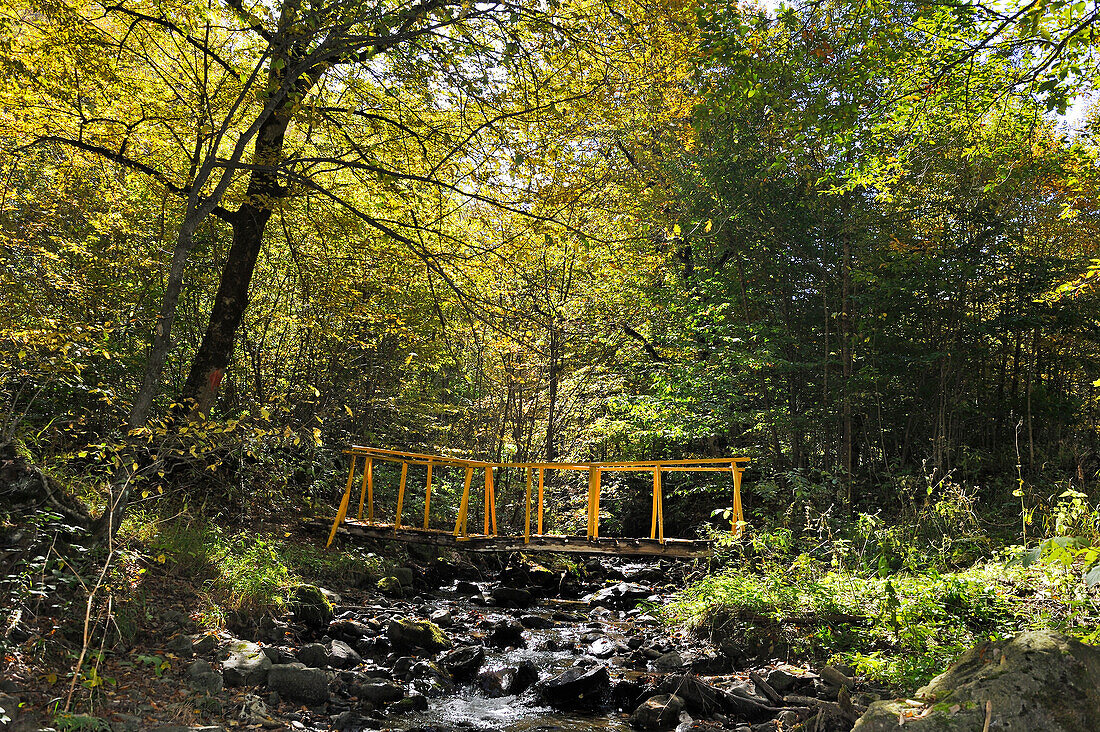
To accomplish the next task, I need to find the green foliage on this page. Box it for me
[133,520,379,622]
[52,714,111,732]
[665,556,1086,687]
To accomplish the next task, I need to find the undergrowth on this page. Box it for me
[117,514,382,626]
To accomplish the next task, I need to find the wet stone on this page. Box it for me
[490,586,534,607]
[630,693,685,730]
[388,618,452,653]
[538,664,611,709]
[353,680,406,706]
[388,694,429,714]
[588,637,617,658]
[441,645,485,681]
[488,618,526,648]
[519,614,554,629]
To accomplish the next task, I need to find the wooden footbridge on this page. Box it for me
[325,446,748,557]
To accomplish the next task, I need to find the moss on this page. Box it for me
[377,576,404,597]
[388,617,452,651]
[290,583,334,628]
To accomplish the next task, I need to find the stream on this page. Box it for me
[197,555,866,732]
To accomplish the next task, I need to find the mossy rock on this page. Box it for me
[290,584,334,628]
[377,576,405,598]
[387,617,452,652]
[854,630,1100,732]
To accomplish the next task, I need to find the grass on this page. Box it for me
[664,552,1100,688]
[117,513,383,624]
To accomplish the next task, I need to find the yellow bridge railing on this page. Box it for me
[326,446,749,549]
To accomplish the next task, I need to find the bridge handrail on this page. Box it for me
[326,447,748,549]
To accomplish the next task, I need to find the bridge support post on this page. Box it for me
[537,468,545,535]
[366,458,374,524]
[395,461,408,531]
[483,467,497,536]
[454,466,473,537]
[524,467,533,544]
[651,466,665,542]
[731,464,744,537]
[423,463,433,529]
[357,457,369,521]
[587,467,601,539]
[327,454,357,548]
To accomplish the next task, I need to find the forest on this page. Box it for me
[3,0,1100,730]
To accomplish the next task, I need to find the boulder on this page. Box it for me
[630,693,685,730]
[290,585,334,628]
[441,645,485,680]
[476,661,538,698]
[477,668,512,698]
[392,566,416,587]
[586,582,652,610]
[377,576,405,598]
[191,633,218,656]
[488,618,526,648]
[520,614,555,629]
[455,580,481,595]
[429,609,453,627]
[353,680,406,706]
[327,640,361,669]
[330,619,373,645]
[297,643,328,668]
[510,660,539,695]
[654,650,686,671]
[189,672,224,695]
[853,630,1100,732]
[388,694,429,714]
[222,640,272,687]
[588,637,617,658]
[491,586,534,607]
[266,663,332,706]
[538,664,610,709]
[387,618,452,653]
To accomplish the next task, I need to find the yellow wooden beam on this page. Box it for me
[356,456,369,521]
[537,467,545,535]
[524,467,533,544]
[394,461,408,532]
[731,465,744,537]
[423,463,433,530]
[327,455,357,548]
[454,466,473,537]
[366,458,374,524]
[651,466,661,540]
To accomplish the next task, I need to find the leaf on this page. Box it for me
[1018,546,1042,567]
[1085,563,1100,587]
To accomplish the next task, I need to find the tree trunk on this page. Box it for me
[181,102,291,415]
[545,324,559,462]
[840,221,853,495]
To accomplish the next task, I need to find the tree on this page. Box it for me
[1,0,648,422]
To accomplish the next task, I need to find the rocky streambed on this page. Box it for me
[140,555,885,732]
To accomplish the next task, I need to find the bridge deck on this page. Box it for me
[324,519,714,557]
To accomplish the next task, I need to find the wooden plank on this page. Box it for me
[318,519,713,558]
[345,445,749,470]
